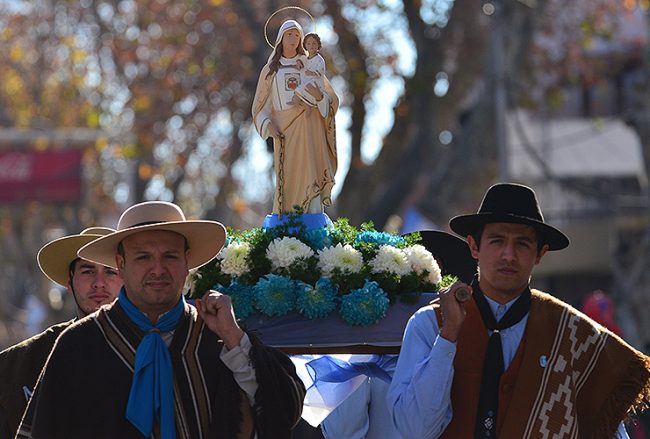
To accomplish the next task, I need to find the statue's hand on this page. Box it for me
[305,83,323,101]
[267,121,283,139]
[290,94,302,106]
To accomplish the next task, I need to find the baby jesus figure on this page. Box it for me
[294,33,326,106]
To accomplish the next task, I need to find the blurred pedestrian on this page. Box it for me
[582,289,622,336]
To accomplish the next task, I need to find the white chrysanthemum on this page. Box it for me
[266,236,315,270]
[317,243,364,275]
[218,241,252,276]
[368,245,411,276]
[405,244,442,284]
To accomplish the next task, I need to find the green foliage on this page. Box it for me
[402,231,421,247]
[188,218,443,314]
[438,274,459,289]
[328,217,358,245]
[192,258,230,297]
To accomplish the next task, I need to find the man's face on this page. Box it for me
[68,260,122,317]
[116,229,189,321]
[467,222,548,303]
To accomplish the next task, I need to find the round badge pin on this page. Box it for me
[539,355,548,368]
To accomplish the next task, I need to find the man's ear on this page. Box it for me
[115,254,125,271]
[535,244,549,264]
[66,273,74,295]
[467,235,480,260]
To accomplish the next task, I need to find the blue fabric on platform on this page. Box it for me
[263,213,333,231]
[243,293,437,349]
[306,354,399,387]
[119,288,185,439]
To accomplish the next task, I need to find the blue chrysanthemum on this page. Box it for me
[253,274,298,316]
[219,280,255,319]
[354,231,405,247]
[302,228,332,251]
[339,280,390,326]
[297,277,338,319]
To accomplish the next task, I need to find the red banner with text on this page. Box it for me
[0,150,83,203]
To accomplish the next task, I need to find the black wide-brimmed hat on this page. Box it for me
[449,183,569,251]
[403,230,477,283]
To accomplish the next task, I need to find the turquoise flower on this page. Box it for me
[339,280,390,326]
[303,228,332,250]
[218,280,255,320]
[253,274,298,316]
[354,231,405,247]
[297,277,338,319]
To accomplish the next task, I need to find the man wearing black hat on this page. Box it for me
[388,183,650,439]
[321,231,476,439]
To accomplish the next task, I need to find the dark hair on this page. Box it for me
[303,32,322,50]
[68,258,81,279]
[472,224,546,253]
[266,29,306,79]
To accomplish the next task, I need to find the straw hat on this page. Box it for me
[449,183,569,251]
[77,201,226,270]
[37,227,115,286]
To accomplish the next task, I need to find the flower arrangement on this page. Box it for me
[190,215,455,326]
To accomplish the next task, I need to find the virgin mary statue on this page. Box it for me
[252,19,338,215]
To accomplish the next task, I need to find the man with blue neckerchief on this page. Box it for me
[17,201,306,439]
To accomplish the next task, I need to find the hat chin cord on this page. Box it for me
[68,274,88,319]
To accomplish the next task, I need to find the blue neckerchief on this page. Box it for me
[118,288,185,439]
[305,354,399,387]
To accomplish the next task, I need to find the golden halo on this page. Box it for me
[264,6,315,48]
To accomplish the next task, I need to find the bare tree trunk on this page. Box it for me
[420,0,547,225]
[335,0,447,227]
[322,0,370,217]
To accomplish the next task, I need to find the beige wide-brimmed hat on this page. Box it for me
[37,227,116,286]
[77,201,226,270]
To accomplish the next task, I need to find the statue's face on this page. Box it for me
[304,36,319,56]
[281,28,301,56]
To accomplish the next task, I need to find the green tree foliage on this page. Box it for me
[0,0,640,227]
